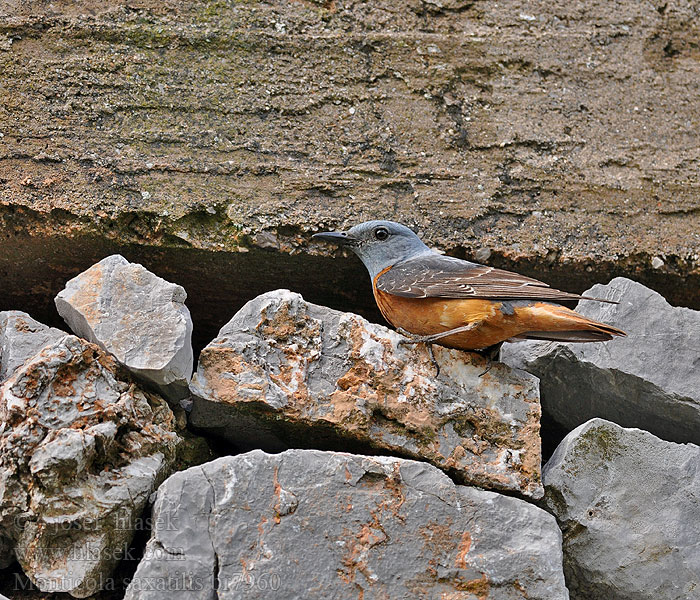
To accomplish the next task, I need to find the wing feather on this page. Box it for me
[376,254,588,302]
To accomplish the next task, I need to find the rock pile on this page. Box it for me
[0,335,182,597]
[0,256,698,600]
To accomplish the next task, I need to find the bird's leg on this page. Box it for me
[477,342,503,377]
[396,322,479,345]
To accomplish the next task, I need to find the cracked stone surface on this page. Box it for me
[502,277,700,445]
[543,419,700,600]
[0,310,66,384]
[125,449,568,600]
[190,289,543,499]
[0,335,182,598]
[55,254,194,403]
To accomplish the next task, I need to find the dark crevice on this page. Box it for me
[1,232,698,359]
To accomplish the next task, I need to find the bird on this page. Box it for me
[313,220,626,355]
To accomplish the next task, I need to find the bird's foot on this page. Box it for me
[476,342,503,377]
[395,328,442,376]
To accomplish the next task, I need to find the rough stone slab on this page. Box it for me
[55,254,193,402]
[0,335,182,598]
[501,277,700,445]
[542,418,700,600]
[0,311,66,383]
[125,449,568,600]
[190,289,543,499]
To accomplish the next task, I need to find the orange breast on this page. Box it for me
[373,287,509,349]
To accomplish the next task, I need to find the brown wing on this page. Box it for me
[376,254,590,303]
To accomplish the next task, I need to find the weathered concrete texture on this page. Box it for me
[502,277,700,445]
[0,0,699,310]
[55,254,193,402]
[125,449,569,600]
[0,335,182,598]
[190,289,543,498]
[543,419,700,600]
[0,310,65,383]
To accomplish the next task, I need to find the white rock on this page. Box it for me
[55,254,193,402]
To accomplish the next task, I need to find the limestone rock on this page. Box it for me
[501,277,700,445]
[190,289,543,499]
[0,335,182,598]
[55,254,194,402]
[542,419,700,600]
[0,311,67,568]
[125,449,568,600]
[0,311,65,383]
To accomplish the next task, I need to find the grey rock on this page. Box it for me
[190,289,544,499]
[125,449,568,600]
[0,312,67,568]
[0,311,66,382]
[0,335,182,598]
[542,418,700,600]
[501,277,700,444]
[55,254,193,402]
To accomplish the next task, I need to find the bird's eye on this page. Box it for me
[374,227,389,241]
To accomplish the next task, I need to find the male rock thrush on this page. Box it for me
[314,220,625,353]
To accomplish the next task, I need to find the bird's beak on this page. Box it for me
[312,231,358,246]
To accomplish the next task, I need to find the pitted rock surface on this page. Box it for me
[502,277,700,445]
[0,335,182,598]
[190,289,543,499]
[125,449,568,600]
[543,419,700,600]
[55,254,193,402]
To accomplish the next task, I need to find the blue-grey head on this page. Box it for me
[313,220,434,280]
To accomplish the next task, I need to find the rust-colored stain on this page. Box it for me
[69,262,104,325]
[257,515,267,538]
[14,317,33,333]
[338,515,388,586]
[338,467,410,595]
[272,465,282,525]
[455,531,472,569]
[461,574,490,599]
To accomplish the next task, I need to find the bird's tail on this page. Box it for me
[510,303,626,343]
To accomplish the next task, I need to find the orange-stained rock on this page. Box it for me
[125,450,568,600]
[0,334,183,598]
[190,289,543,499]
